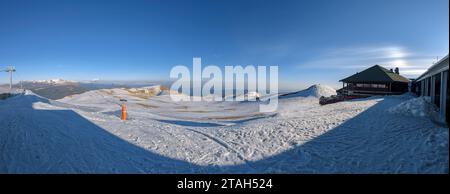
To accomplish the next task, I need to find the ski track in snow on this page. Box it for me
[0,86,448,173]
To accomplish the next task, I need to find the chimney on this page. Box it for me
[395,67,399,74]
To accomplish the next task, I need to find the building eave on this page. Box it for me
[416,54,449,82]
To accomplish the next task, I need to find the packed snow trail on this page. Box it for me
[0,89,448,173]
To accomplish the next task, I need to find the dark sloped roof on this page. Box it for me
[340,65,410,83]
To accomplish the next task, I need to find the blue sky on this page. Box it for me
[0,0,448,89]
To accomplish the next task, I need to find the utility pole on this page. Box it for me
[2,66,16,93]
[7,66,15,93]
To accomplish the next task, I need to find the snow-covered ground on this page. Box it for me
[0,85,448,173]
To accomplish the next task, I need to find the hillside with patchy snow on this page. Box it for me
[0,85,448,173]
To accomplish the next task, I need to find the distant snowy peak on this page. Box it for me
[25,79,77,85]
[281,84,337,98]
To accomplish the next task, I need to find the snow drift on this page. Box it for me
[388,96,437,117]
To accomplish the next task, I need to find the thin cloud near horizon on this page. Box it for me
[297,45,445,77]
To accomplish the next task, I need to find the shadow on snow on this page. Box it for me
[0,95,447,173]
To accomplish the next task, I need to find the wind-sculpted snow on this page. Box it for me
[0,87,448,173]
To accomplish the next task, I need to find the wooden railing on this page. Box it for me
[347,86,389,92]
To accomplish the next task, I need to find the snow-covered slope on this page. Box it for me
[0,89,447,173]
[224,91,261,101]
[59,86,265,122]
[281,84,337,98]
[0,91,198,173]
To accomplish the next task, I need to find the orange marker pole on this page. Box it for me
[121,103,127,121]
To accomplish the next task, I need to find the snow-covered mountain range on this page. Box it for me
[23,79,76,85]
